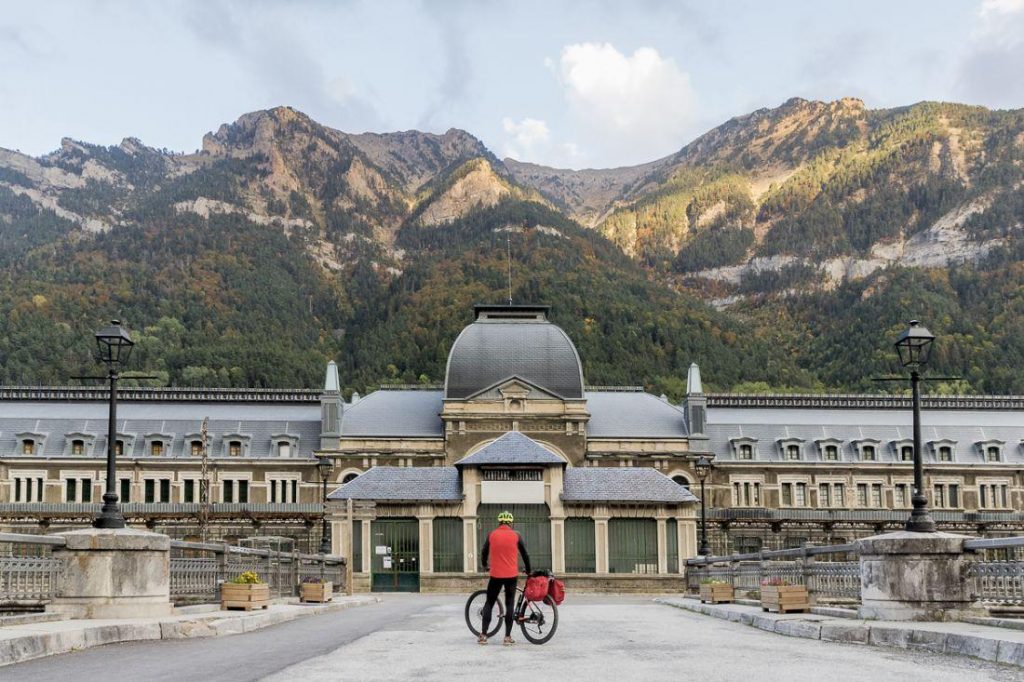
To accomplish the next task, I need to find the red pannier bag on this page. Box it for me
[547,578,565,605]
[524,575,549,601]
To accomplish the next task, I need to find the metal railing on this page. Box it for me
[708,507,1024,523]
[965,536,1024,605]
[169,540,346,604]
[0,532,66,607]
[686,543,860,603]
[0,502,325,515]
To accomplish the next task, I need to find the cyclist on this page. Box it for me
[478,510,531,645]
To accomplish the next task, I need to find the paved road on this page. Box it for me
[6,595,1024,681]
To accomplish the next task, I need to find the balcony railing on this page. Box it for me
[965,536,1024,605]
[0,532,66,606]
[708,507,1024,523]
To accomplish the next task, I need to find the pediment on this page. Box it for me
[464,375,564,401]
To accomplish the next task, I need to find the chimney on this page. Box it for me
[320,361,342,450]
[684,363,709,449]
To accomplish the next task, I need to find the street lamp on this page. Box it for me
[317,456,335,554]
[895,320,936,533]
[694,456,713,556]
[93,320,134,529]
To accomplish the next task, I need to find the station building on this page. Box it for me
[2,303,1024,592]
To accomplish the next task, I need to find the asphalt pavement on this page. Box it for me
[5,594,1024,681]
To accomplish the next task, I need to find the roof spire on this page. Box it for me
[686,363,703,395]
[323,360,340,394]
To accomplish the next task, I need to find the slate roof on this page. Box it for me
[340,390,443,437]
[707,407,1024,464]
[326,466,462,501]
[0,402,321,459]
[445,319,584,400]
[454,431,565,466]
[585,391,688,438]
[562,468,698,503]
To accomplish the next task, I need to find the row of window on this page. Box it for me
[733,440,1003,463]
[732,480,1011,510]
[18,437,297,458]
[9,476,305,504]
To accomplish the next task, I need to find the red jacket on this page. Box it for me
[481,525,531,579]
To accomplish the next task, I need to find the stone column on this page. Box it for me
[417,505,435,574]
[49,528,174,619]
[550,517,565,573]
[857,531,982,621]
[656,515,668,575]
[463,517,478,573]
[361,519,372,574]
[548,466,566,573]
[593,506,610,574]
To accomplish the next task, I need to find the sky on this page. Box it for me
[2,0,1023,169]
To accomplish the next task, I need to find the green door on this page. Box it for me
[370,519,420,592]
[477,504,551,571]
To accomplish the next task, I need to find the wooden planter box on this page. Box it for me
[300,581,333,603]
[221,583,270,611]
[699,583,734,604]
[760,584,810,613]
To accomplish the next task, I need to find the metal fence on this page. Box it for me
[169,540,346,604]
[686,543,860,603]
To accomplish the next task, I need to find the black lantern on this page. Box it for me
[317,456,335,555]
[894,320,934,369]
[694,456,713,556]
[95,320,135,368]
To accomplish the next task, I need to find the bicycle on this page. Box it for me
[464,570,559,645]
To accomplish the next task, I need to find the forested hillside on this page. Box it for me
[1,99,1023,395]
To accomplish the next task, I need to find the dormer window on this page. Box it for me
[986,446,1000,462]
[22,439,36,455]
[229,441,242,457]
[777,439,804,461]
[900,446,913,461]
[71,440,85,455]
[271,434,300,459]
[939,446,952,461]
[277,441,290,457]
[853,439,882,462]
[977,440,1005,462]
[151,441,164,457]
[730,437,757,461]
[190,440,203,456]
[220,434,251,458]
[115,440,124,456]
[824,445,838,461]
[17,432,47,456]
[815,439,842,461]
[862,445,876,461]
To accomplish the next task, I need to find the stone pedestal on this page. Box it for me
[49,528,174,619]
[857,530,982,622]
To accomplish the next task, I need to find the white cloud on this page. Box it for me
[501,117,551,159]
[554,42,697,166]
[955,0,1024,107]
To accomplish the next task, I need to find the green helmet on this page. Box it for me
[497,510,514,524]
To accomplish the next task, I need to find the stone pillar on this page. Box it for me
[857,531,982,621]
[50,528,174,619]
[463,517,478,573]
[417,505,435,574]
[677,517,698,563]
[593,506,610,574]
[361,519,372,573]
[548,517,564,573]
[656,515,668,575]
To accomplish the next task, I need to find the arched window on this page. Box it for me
[190,440,203,456]
[738,444,753,460]
[71,439,85,455]
[342,472,359,484]
[823,445,839,461]
[151,441,164,457]
[785,444,800,460]
[900,446,913,461]
[938,446,953,462]
[862,445,876,461]
[228,441,242,457]
[986,446,1001,462]
[671,475,691,491]
[22,439,35,455]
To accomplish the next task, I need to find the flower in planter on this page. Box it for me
[231,571,263,584]
[302,576,325,584]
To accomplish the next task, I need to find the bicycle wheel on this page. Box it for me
[465,589,504,637]
[518,595,558,644]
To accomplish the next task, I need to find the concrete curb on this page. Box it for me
[0,596,380,667]
[656,597,1024,668]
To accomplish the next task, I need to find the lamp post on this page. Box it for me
[895,320,937,533]
[317,456,335,554]
[694,456,713,556]
[93,320,134,529]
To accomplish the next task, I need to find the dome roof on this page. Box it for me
[444,305,585,400]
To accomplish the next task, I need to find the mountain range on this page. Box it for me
[1,97,1023,395]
